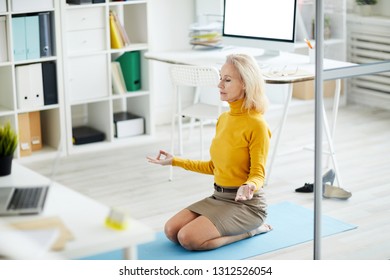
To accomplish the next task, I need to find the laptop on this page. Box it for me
[0,145,62,216]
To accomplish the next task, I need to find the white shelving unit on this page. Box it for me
[60,0,153,155]
[0,0,65,161]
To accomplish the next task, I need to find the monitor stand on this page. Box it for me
[254,49,281,61]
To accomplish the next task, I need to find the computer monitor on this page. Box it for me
[222,0,297,58]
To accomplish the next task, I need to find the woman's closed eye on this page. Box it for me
[220,78,231,83]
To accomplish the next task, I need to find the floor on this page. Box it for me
[23,102,390,260]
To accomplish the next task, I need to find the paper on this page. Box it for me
[0,228,59,259]
[10,216,74,251]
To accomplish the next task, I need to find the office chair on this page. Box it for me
[169,64,224,180]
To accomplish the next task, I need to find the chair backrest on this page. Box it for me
[170,64,225,108]
[170,64,220,88]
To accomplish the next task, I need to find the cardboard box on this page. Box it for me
[29,111,42,151]
[292,80,343,100]
[114,112,144,138]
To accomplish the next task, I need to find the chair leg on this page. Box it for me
[170,110,176,181]
[178,115,184,156]
[200,120,204,160]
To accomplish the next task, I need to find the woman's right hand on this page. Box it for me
[146,150,173,166]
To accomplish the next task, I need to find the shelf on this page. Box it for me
[0,0,65,161]
[61,0,152,155]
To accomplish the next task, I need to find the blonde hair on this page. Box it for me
[225,54,268,114]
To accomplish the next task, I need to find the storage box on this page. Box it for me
[11,0,53,12]
[66,0,92,5]
[115,51,141,92]
[72,126,105,145]
[114,112,144,138]
[292,80,343,100]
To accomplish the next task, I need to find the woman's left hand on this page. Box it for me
[235,184,256,201]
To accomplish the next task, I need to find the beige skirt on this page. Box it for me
[186,187,267,236]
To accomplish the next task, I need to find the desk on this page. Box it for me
[146,47,354,186]
[0,163,155,260]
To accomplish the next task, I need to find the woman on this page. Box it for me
[147,53,272,251]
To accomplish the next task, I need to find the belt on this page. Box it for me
[214,184,238,193]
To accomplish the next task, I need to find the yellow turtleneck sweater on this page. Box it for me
[172,98,271,191]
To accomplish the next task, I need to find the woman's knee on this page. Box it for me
[177,229,201,251]
[164,221,180,243]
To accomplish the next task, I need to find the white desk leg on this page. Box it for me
[124,246,137,260]
[322,79,343,187]
[325,79,340,168]
[265,84,293,186]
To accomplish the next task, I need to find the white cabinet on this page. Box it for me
[61,0,152,154]
[68,55,109,102]
[0,0,64,161]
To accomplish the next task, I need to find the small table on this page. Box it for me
[0,163,155,259]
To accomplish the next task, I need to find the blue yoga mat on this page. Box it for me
[137,201,357,260]
[80,201,357,260]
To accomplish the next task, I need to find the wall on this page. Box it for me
[148,0,196,125]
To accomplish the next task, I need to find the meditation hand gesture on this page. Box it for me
[235,184,256,201]
[147,150,173,166]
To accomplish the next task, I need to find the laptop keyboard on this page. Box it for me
[7,188,43,210]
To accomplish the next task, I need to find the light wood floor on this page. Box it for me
[22,103,390,260]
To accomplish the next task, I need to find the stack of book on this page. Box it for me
[109,10,130,49]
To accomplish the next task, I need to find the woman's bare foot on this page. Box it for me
[249,224,273,237]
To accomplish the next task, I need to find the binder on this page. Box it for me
[110,10,130,46]
[115,51,141,92]
[42,61,58,105]
[29,111,42,151]
[0,16,7,62]
[38,12,53,57]
[25,15,40,60]
[12,15,40,61]
[111,61,126,94]
[15,63,44,109]
[109,11,124,49]
[17,113,32,157]
[12,16,27,61]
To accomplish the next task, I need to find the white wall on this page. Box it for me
[148,0,196,125]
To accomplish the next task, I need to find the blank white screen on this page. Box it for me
[224,0,296,42]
